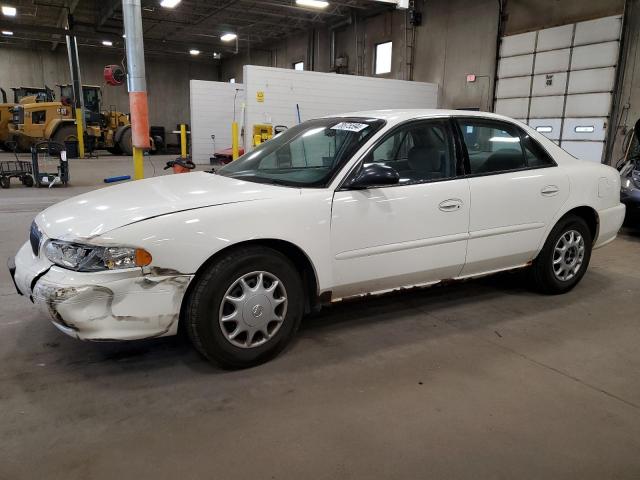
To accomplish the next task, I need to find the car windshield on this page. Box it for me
[217,117,385,187]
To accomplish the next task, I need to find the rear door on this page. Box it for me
[454,117,569,276]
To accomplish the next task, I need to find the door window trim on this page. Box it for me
[337,117,464,191]
[452,116,557,178]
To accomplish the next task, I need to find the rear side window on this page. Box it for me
[456,119,554,174]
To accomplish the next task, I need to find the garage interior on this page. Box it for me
[1,0,640,478]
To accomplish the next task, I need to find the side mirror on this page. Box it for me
[348,163,400,189]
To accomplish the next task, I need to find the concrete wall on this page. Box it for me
[0,45,219,135]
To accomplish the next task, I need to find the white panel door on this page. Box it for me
[568,67,616,94]
[534,49,571,74]
[529,118,562,140]
[495,15,621,164]
[496,76,532,98]
[532,72,568,96]
[500,31,536,56]
[562,118,607,141]
[495,98,530,118]
[565,93,612,117]
[573,15,622,46]
[529,96,565,118]
[562,141,605,162]
[537,24,573,51]
[498,55,534,78]
[571,42,619,70]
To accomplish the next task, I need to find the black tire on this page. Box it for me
[52,124,77,145]
[106,145,122,155]
[118,128,133,156]
[530,214,593,294]
[186,246,304,369]
[21,175,34,187]
[0,176,9,189]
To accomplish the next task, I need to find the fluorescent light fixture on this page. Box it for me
[296,0,329,8]
[102,40,113,46]
[220,33,237,42]
[160,0,181,7]
[2,5,17,16]
[2,30,13,35]
[489,136,519,143]
[535,126,552,133]
[189,49,200,55]
[575,126,595,133]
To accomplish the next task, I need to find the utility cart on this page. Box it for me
[0,143,34,188]
[31,141,69,187]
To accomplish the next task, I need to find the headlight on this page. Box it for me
[43,240,152,272]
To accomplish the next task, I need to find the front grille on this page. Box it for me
[30,221,42,256]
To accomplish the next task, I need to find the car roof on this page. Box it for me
[330,109,523,126]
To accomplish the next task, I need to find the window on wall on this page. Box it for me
[375,41,392,75]
[229,78,236,84]
[294,62,304,71]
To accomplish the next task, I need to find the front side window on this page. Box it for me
[365,120,456,183]
[456,119,554,174]
[218,117,385,187]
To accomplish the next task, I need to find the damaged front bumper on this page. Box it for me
[11,241,193,341]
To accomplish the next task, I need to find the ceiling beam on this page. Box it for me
[50,0,80,52]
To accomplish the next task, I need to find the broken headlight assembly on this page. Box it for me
[43,240,152,272]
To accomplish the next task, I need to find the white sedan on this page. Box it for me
[10,110,625,368]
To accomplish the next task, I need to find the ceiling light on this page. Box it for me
[189,49,200,55]
[122,34,126,38]
[2,30,13,35]
[295,0,329,8]
[213,52,221,59]
[160,0,181,7]
[220,33,237,42]
[1,5,17,16]
[102,40,113,46]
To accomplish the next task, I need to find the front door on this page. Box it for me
[330,119,470,299]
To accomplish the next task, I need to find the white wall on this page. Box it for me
[242,66,439,150]
[189,80,244,164]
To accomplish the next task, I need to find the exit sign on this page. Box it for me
[466,74,477,83]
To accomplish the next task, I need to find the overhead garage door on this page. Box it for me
[494,15,622,163]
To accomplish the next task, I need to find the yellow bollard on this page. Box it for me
[74,108,85,158]
[133,147,144,180]
[180,123,187,159]
[232,121,239,160]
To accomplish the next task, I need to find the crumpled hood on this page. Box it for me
[36,172,298,240]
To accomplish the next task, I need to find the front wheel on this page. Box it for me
[186,246,304,368]
[530,215,593,294]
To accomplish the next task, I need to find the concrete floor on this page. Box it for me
[1,152,640,479]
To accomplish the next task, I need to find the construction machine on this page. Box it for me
[0,86,54,151]
[8,84,134,155]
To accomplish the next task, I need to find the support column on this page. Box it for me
[122,0,149,179]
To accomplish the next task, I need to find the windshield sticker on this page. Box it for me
[331,122,369,133]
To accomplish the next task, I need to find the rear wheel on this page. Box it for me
[118,128,133,155]
[530,215,593,294]
[186,246,304,368]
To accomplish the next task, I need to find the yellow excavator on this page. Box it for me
[0,86,54,151]
[8,84,134,155]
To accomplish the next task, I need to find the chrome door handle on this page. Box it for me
[541,185,560,196]
[439,199,463,212]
